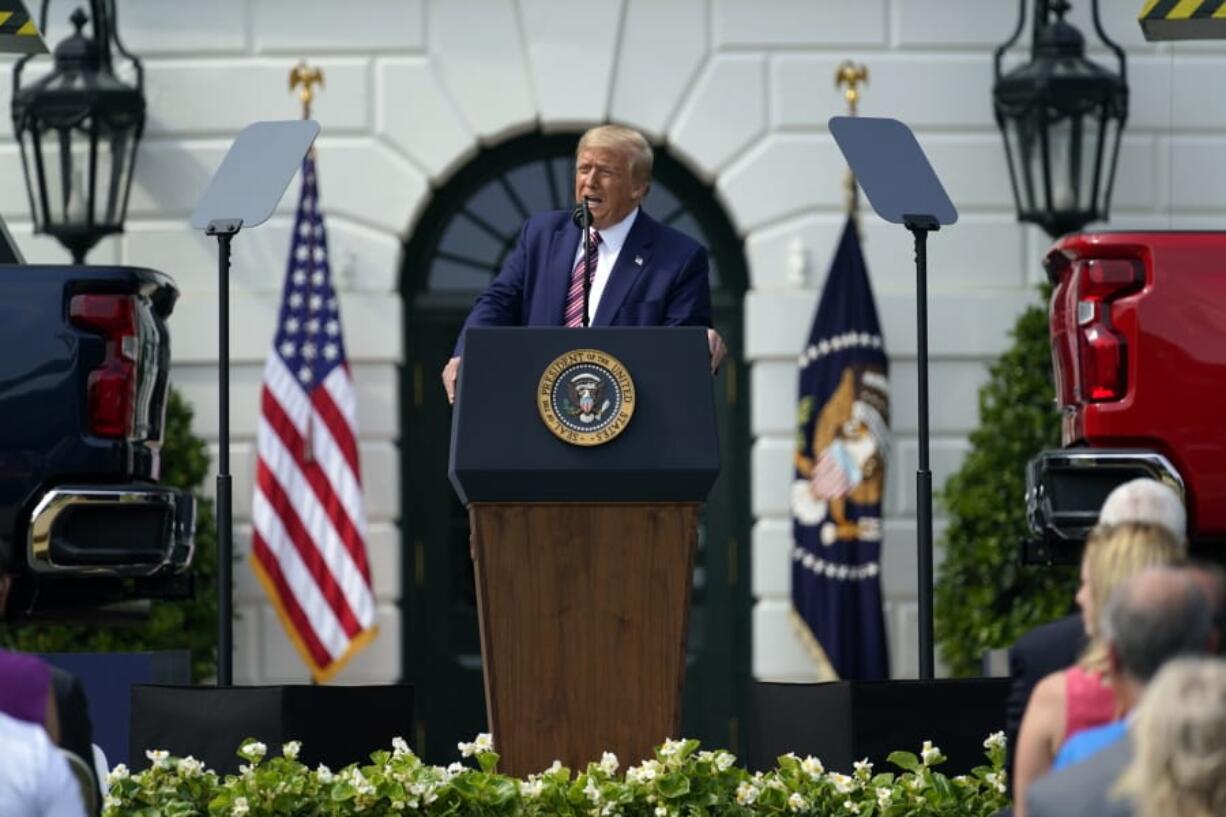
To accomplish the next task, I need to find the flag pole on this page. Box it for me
[835,61,868,219]
[289,62,323,686]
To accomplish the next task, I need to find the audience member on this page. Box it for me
[1004,478,1186,761]
[1025,567,1213,817]
[0,710,86,817]
[1115,657,1226,817]
[1012,521,1184,815]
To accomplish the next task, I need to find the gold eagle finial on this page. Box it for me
[834,61,868,116]
[289,62,325,120]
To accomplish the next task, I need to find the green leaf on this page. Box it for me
[656,773,691,799]
[886,751,919,773]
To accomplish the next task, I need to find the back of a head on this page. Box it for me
[1101,567,1212,684]
[1080,521,1186,660]
[1117,657,1226,817]
[1098,477,1186,541]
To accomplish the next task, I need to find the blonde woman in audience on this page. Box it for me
[1012,520,1185,817]
[1116,657,1226,817]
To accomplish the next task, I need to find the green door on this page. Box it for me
[400,132,751,765]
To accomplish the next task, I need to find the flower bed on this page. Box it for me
[106,733,1009,816]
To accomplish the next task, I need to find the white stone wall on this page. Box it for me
[1,0,1219,682]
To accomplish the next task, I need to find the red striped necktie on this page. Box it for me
[564,229,602,328]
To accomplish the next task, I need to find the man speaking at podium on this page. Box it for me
[442,125,726,403]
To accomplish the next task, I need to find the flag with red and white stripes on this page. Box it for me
[251,152,377,682]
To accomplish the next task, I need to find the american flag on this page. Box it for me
[250,152,378,682]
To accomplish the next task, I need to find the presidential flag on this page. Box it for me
[251,152,378,682]
[790,217,890,680]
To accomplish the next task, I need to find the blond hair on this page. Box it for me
[1079,521,1186,673]
[576,125,653,188]
[1116,657,1226,817]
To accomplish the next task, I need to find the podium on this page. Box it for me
[450,327,719,776]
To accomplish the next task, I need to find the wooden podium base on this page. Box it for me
[470,503,697,777]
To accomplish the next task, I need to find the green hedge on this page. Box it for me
[1,388,218,681]
[933,288,1076,676]
[106,734,1009,817]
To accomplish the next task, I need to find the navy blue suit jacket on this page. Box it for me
[454,208,712,355]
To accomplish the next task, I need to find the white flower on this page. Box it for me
[239,741,267,762]
[853,758,873,777]
[830,773,856,794]
[986,771,1007,794]
[316,764,334,784]
[655,807,668,817]
[393,736,411,757]
[103,795,120,810]
[627,759,660,784]
[474,733,494,752]
[600,752,619,774]
[282,741,301,760]
[921,740,941,766]
[908,776,926,791]
[842,799,860,814]
[659,738,685,758]
[585,777,603,804]
[984,731,1006,751]
[801,755,825,779]
[447,761,465,778]
[178,756,204,777]
[145,749,170,769]
[519,779,544,799]
[788,792,806,812]
[231,797,250,817]
[876,787,892,808]
[715,751,735,771]
[547,760,564,775]
[106,764,130,785]
[458,740,476,757]
[735,782,759,805]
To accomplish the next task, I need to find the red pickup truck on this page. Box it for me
[1026,231,1226,557]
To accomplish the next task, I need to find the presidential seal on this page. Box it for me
[537,349,635,446]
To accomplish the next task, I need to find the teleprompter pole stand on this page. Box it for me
[190,119,320,687]
[207,217,242,687]
[828,116,958,680]
[906,213,939,680]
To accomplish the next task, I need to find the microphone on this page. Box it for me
[571,198,594,327]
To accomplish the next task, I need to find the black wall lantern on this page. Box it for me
[11,1,144,263]
[993,0,1127,238]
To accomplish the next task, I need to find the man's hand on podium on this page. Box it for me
[442,356,460,405]
[446,330,724,405]
[708,328,727,375]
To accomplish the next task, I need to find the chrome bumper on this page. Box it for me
[27,484,195,577]
[1025,448,1183,558]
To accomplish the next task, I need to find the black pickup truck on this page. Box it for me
[0,263,195,614]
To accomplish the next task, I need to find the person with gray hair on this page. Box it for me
[1026,567,1214,817]
[1115,656,1226,817]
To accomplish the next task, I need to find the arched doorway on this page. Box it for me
[399,131,751,763]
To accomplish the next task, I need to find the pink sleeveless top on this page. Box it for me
[1064,665,1116,740]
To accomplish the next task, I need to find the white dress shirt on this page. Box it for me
[572,207,639,325]
[0,712,86,817]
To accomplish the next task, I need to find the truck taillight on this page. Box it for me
[1075,259,1144,402]
[70,294,137,438]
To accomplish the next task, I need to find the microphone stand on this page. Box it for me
[581,197,592,328]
